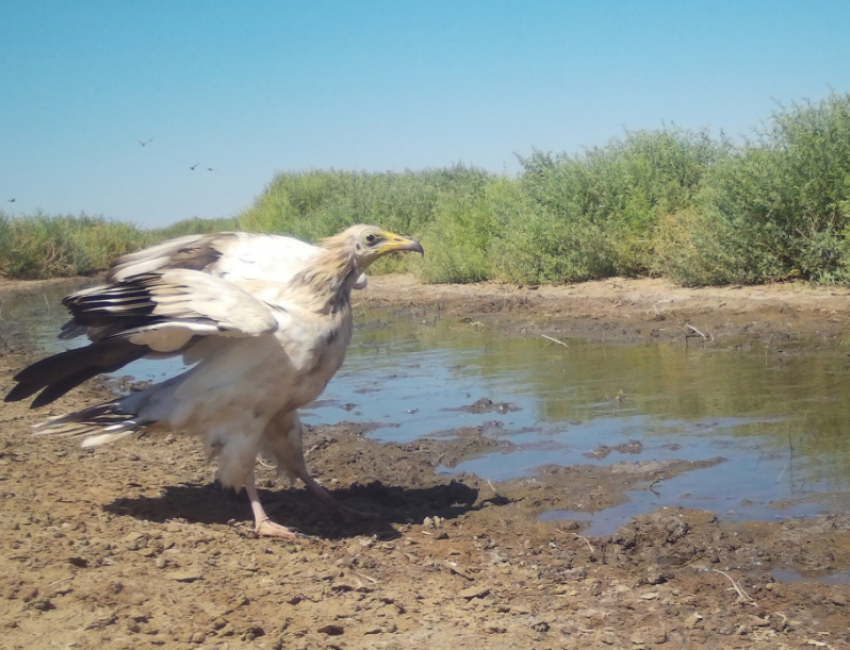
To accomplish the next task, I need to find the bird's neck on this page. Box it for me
[290,246,360,315]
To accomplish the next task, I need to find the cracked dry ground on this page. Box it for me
[3,275,850,649]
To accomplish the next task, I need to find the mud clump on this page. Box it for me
[585,439,644,459]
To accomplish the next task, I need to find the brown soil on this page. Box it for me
[362,274,850,346]
[2,276,850,649]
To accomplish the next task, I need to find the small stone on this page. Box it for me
[155,557,167,569]
[122,532,147,550]
[317,624,344,636]
[19,586,38,603]
[651,629,667,644]
[190,631,205,644]
[84,609,116,630]
[531,620,550,633]
[645,566,671,585]
[168,569,203,582]
[459,585,490,600]
[684,613,703,629]
[27,597,54,612]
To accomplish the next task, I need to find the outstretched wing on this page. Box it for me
[108,231,368,294]
[6,269,280,407]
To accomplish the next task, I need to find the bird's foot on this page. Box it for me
[254,517,304,539]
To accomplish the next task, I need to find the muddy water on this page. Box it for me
[5,283,850,535]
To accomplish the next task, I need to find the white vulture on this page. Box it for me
[4,225,424,538]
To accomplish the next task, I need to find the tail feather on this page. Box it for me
[4,339,147,406]
[33,400,150,447]
[29,366,113,409]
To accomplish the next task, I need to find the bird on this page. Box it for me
[190,163,200,170]
[4,225,424,538]
[207,167,216,172]
[7,198,14,203]
[136,138,153,147]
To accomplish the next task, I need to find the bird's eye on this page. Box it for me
[365,233,377,244]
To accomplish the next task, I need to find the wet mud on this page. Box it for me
[2,276,850,649]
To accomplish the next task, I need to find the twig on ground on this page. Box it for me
[541,334,569,348]
[714,569,754,603]
[353,571,379,584]
[685,324,708,340]
[443,561,475,581]
[557,528,595,554]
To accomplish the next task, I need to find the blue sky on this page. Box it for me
[2,1,849,228]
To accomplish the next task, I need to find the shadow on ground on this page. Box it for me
[104,479,481,539]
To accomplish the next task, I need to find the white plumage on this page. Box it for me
[5,225,423,538]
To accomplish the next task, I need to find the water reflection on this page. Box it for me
[772,567,850,585]
[5,287,850,528]
[322,308,850,529]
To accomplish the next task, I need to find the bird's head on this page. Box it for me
[326,224,424,271]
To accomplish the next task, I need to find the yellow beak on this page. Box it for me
[378,232,424,256]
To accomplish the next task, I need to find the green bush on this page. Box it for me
[149,216,240,241]
[509,127,720,282]
[417,178,501,283]
[5,91,850,286]
[0,212,142,279]
[653,93,850,284]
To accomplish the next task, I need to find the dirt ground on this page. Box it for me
[2,275,850,649]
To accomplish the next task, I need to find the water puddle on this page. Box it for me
[6,283,850,532]
[771,568,850,585]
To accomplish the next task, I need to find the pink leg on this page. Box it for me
[261,411,382,527]
[244,472,303,539]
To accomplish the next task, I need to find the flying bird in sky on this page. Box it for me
[5,225,424,538]
[135,138,153,147]
[7,198,14,203]
[190,163,200,170]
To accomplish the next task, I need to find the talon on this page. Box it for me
[254,517,304,539]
